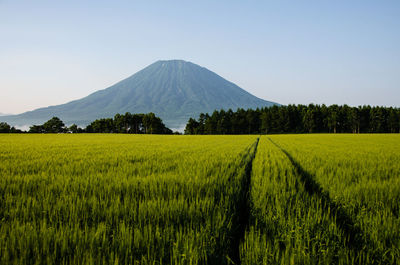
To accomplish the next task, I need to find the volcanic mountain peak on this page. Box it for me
[2,60,278,129]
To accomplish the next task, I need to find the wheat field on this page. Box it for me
[1,134,399,264]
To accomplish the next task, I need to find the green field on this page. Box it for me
[1,134,399,264]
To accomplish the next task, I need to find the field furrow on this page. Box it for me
[268,134,400,264]
[241,136,354,264]
[269,137,384,264]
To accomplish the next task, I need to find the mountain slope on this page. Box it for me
[2,60,278,128]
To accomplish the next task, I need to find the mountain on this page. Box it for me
[1,60,278,129]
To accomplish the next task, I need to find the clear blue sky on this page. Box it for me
[1,0,399,114]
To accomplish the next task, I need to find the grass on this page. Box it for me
[0,134,258,264]
[241,136,350,264]
[269,134,400,264]
[0,134,399,264]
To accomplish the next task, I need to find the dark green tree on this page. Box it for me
[185,104,400,135]
[89,118,114,133]
[388,108,399,133]
[184,118,200,134]
[0,122,11,133]
[68,124,79,133]
[43,117,65,133]
[303,107,316,133]
[29,125,45,133]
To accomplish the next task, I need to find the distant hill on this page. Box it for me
[1,60,278,129]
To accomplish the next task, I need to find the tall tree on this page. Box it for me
[68,124,79,133]
[43,117,65,133]
[0,122,11,133]
[303,106,316,133]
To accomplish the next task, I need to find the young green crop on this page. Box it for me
[0,134,258,265]
[1,134,399,265]
[241,136,355,264]
[269,134,400,264]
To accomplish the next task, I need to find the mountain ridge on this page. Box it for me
[1,60,278,128]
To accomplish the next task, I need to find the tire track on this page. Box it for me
[267,137,383,264]
[228,138,259,265]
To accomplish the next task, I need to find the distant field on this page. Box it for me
[1,134,399,264]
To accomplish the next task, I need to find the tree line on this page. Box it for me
[0,123,24,133]
[0,112,173,134]
[185,104,400,134]
[85,112,172,134]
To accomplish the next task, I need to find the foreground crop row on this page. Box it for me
[0,134,399,264]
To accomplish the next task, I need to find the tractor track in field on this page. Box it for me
[228,137,259,265]
[267,137,383,264]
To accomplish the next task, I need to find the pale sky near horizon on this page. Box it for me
[1,0,399,114]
